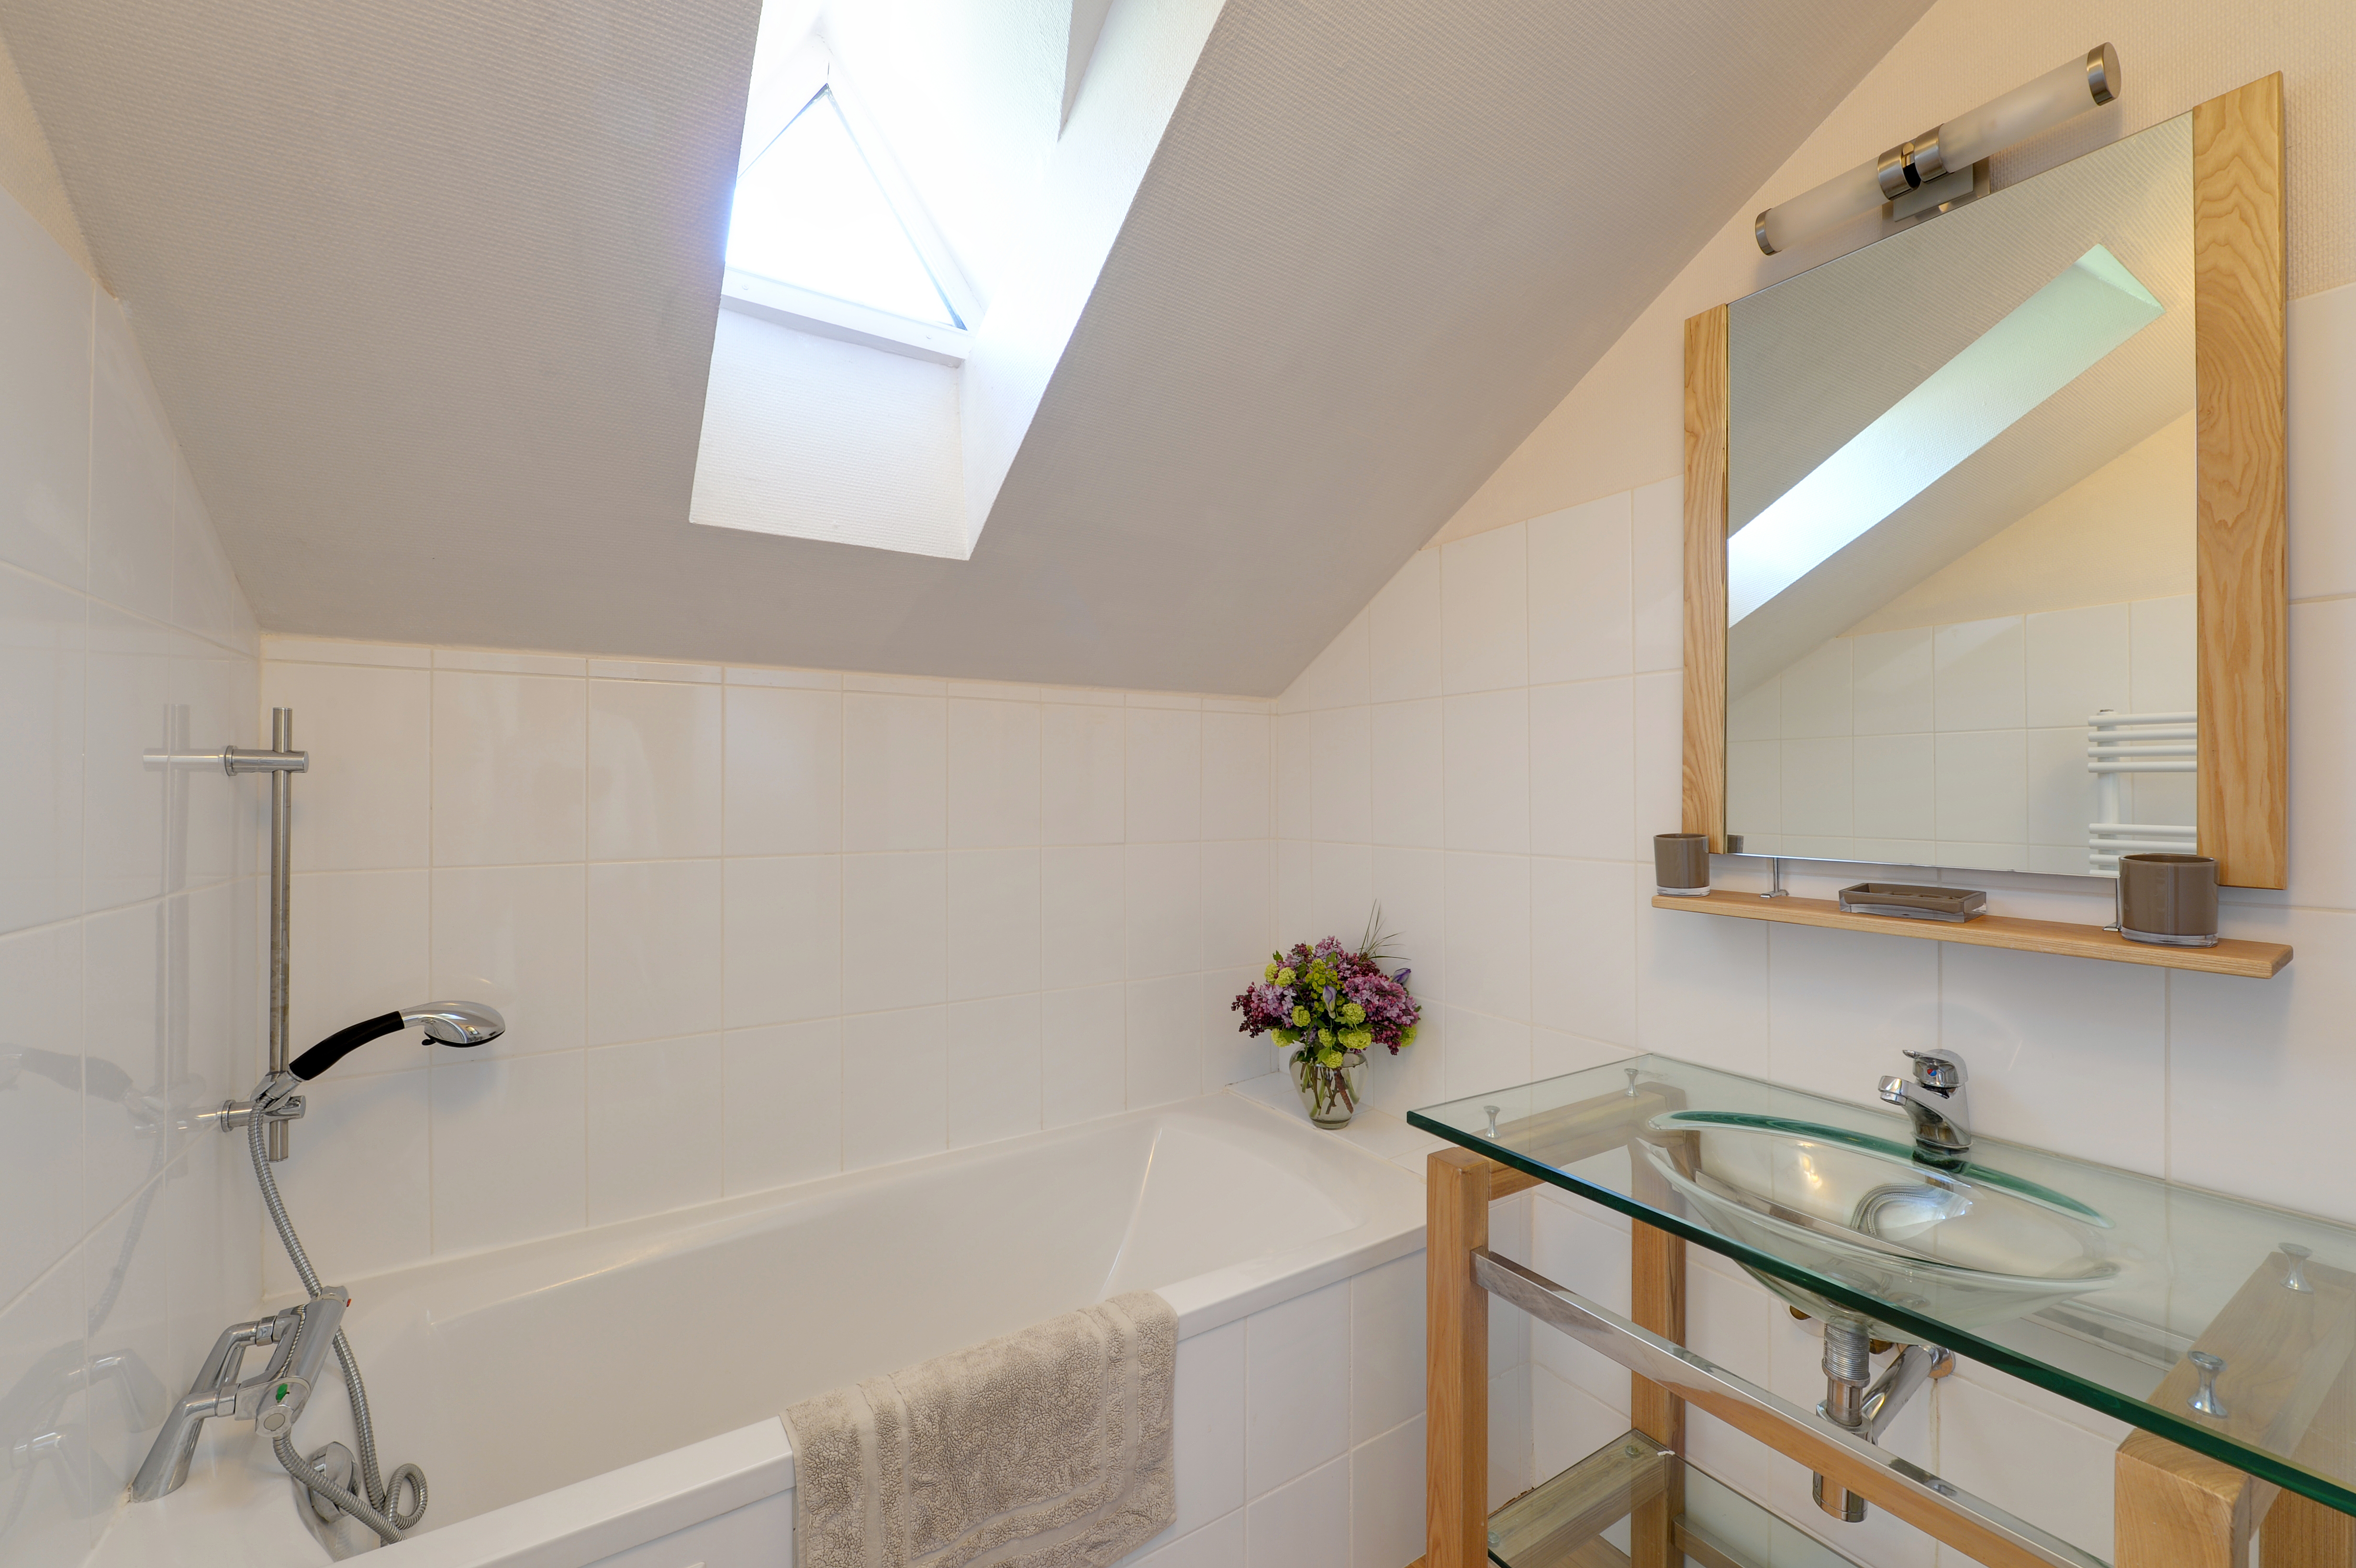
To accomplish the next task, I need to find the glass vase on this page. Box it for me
[1291,1049,1368,1129]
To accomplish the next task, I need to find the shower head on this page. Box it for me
[287,1001,509,1081]
[401,1001,508,1047]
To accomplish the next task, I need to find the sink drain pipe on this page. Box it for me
[1814,1320,1876,1521]
[1812,1318,1954,1522]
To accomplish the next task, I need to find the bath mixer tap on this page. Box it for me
[1878,1049,1971,1163]
[131,1289,347,1502]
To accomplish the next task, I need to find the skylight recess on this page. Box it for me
[1726,244,2165,625]
[727,86,965,330]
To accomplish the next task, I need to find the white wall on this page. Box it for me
[253,638,1277,1291]
[0,181,266,1565]
[1727,593,2196,873]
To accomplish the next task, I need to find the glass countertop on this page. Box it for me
[1410,1054,2356,1516]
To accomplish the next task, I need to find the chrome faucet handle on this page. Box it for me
[2282,1243,2315,1293]
[1903,1049,1967,1090]
[2188,1351,2229,1417]
[237,1290,347,1436]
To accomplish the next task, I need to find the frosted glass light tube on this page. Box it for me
[1754,44,2119,255]
[1941,47,2119,168]
[1756,161,1887,256]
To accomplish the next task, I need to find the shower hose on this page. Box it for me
[248,1111,429,1544]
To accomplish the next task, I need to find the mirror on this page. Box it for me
[1720,114,2196,878]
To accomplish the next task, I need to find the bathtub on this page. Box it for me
[95,1090,1427,1568]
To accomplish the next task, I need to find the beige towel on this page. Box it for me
[782,1290,1177,1568]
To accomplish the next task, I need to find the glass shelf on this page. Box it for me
[1488,1429,1863,1568]
[1411,1054,2356,1517]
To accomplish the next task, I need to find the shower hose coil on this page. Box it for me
[249,1111,428,1543]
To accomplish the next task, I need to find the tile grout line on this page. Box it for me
[77,282,98,1321]
[718,676,730,1192]
[578,671,591,1231]
[835,683,846,1176]
[426,659,440,1257]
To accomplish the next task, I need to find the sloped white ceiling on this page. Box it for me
[0,0,1931,694]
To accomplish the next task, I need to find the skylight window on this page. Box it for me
[728,86,964,330]
[1726,244,2164,624]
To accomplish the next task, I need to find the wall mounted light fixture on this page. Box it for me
[1755,44,2120,255]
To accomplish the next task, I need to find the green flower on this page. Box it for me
[1343,1028,1373,1052]
[1317,1047,1345,1068]
[1274,1027,1299,1046]
[1400,1023,1418,1047]
[1276,967,1295,986]
[1263,961,1279,982]
[1341,1002,1365,1025]
[1317,1027,1335,1047]
[1291,1005,1311,1028]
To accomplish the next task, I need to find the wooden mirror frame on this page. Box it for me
[1682,74,2288,888]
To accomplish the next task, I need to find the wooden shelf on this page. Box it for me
[1651,890,2291,978]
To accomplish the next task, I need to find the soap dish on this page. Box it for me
[1837,882,1987,923]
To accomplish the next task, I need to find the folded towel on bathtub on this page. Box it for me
[782,1289,1177,1568]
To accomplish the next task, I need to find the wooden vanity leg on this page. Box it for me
[1629,1220,1686,1568]
[2117,1433,2256,1568]
[2266,1493,2356,1568]
[2264,1357,2356,1568]
[1429,1150,1494,1568]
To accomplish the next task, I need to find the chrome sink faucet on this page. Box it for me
[1878,1049,1971,1164]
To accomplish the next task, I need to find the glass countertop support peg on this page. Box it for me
[2189,1352,2229,1417]
[1485,1105,1500,1139]
[2283,1244,2315,1292]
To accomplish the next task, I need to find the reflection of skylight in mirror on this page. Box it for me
[727,87,964,329]
[1727,244,2165,625]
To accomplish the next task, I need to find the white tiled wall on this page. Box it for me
[0,184,266,1567]
[1727,595,2197,873]
[254,639,1278,1289]
[1273,276,2356,1568]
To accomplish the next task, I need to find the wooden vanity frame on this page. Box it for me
[1681,74,2289,890]
[1424,1077,2356,1568]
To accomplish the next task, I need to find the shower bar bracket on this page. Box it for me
[190,1091,307,1136]
[172,709,311,1159]
[224,746,311,775]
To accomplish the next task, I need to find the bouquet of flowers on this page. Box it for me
[1230,912,1420,1127]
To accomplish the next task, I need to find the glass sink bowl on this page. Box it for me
[1635,1110,2120,1342]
